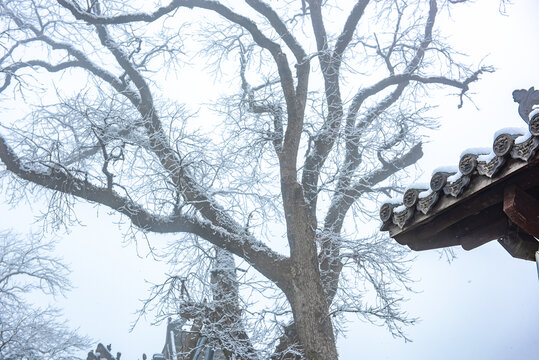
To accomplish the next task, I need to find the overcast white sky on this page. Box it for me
[1,0,539,359]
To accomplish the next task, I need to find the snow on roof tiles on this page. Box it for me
[380,106,539,232]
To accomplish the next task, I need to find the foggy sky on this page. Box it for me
[1,0,538,359]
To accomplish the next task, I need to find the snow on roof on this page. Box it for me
[493,127,528,140]
[404,182,429,191]
[528,108,539,121]
[477,151,497,163]
[446,170,463,183]
[431,165,458,176]
[384,197,403,205]
[380,108,539,232]
[515,129,533,145]
[418,188,434,199]
[460,147,491,158]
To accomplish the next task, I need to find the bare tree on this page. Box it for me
[0,231,89,360]
[0,0,494,359]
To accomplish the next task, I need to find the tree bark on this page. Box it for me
[287,263,338,360]
[281,182,338,360]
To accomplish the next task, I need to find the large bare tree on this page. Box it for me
[0,0,493,358]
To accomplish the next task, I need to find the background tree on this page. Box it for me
[0,0,492,359]
[0,231,89,360]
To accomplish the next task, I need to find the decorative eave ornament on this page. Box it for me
[513,86,539,124]
[380,88,539,262]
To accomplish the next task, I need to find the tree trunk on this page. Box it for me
[287,262,338,360]
[281,182,338,360]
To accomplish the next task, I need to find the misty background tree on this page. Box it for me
[0,231,89,360]
[0,0,493,359]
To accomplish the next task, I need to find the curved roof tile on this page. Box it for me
[380,105,539,235]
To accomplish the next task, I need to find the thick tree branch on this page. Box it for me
[325,142,423,233]
[301,1,339,216]
[346,68,493,134]
[57,0,183,24]
[93,24,153,109]
[316,1,441,299]
[301,1,369,217]
[333,0,370,64]
[58,0,300,141]
[245,0,306,62]
[307,1,330,69]
[74,7,291,288]
[238,42,284,153]
[3,4,294,290]
[0,135,291,287]
[35,34,139,100]
[317,142,423,304]
[405,0,437,74]
[0,5,136,101]
[0,60,83,93]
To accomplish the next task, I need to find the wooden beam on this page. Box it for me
[459,216,506,251]
[392,160,539,245]
[498,224,539,261]
[503,185,539,237]
[399,203,505,251]
[388,157,539,239]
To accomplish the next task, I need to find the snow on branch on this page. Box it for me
[0,135,289,286]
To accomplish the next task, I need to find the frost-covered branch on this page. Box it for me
[57,0,183,24]
[0,135,289,286]
[0,60,84,93]
[0,231,89,360]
